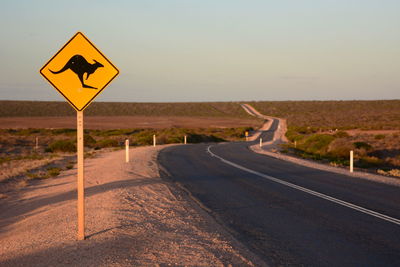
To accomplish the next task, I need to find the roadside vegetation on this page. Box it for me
[251,100,400,177]
[0,100,258,196]
[0,126,253,195]
[2,99,399,184]
[0,126,252,153]
[284,128,400,172]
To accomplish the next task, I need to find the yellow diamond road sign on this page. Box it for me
[40,32,119,111]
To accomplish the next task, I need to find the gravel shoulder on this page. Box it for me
[0,145,263,266]
[251,144,400,187]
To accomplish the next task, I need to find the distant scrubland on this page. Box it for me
[250,100,400,175]
[4,100,399,130]
[250,100,400,130]
[0,101,249,118]
[1,100,399,177]
[0,100,257,192]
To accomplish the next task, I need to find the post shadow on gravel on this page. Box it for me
[0,177,162,234]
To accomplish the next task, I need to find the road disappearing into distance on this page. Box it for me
[158,106,400,266]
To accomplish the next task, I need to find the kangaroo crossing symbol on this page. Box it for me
[40,32,119,111]
[50,54,104,89]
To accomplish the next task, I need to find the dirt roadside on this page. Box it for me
[0,145,265,266]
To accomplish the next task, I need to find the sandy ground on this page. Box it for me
[0,145,264,266]
[0,116,259,129]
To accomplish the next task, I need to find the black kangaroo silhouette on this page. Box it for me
[49,54,104,89]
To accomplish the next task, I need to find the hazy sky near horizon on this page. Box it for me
[1,0,399,102]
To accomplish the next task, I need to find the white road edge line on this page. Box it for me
[206,145,400,226]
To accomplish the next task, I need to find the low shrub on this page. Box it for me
[93,129,136,137]
[134,135,154,146]
[97,139,119,148]
[84,134,97,147]
[377,169,400,177]
[353,141,372,150]
[294,126,318,134]
[14,128,44,136]
[285,128,305,142]
[47,167,61,177]
[357,156,383,168]
[300,134,335,155]
[329,158,349,167]
[46,140,76,153]
[51,128,76,135]
[334,131,350,138]
[328,144,352,158]
[66,164,73,170]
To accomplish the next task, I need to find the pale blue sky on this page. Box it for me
[0,0,399,102]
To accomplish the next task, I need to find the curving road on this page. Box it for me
[158,114,400,266]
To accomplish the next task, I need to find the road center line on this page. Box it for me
[206,145,400,226]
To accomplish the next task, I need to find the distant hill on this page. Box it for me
[250,100,400,130]
[0,101,249,118]
[1,100,399,130]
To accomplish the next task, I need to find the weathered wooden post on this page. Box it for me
[76,111,85,240]
[40,32,119,240]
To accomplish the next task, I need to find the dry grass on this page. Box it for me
[0,116,261,129]
[285,130,400,173]
[378,169,400,177]
[0,158,54,183]
[0,124,255,196]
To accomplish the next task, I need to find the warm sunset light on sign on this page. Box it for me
[40,32,119,111]
[39,32,119,241]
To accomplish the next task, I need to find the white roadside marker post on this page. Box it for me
[125,139,129,163]
[260,138,262,148]
[153,134,156,147]
[35,137,39,150]
[350,150,354,173]
[77,111,85,240]
[184,135,187,144]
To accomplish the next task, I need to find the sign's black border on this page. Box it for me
[39,32,120,111]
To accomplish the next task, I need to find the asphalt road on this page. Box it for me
[158,124,400,266]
